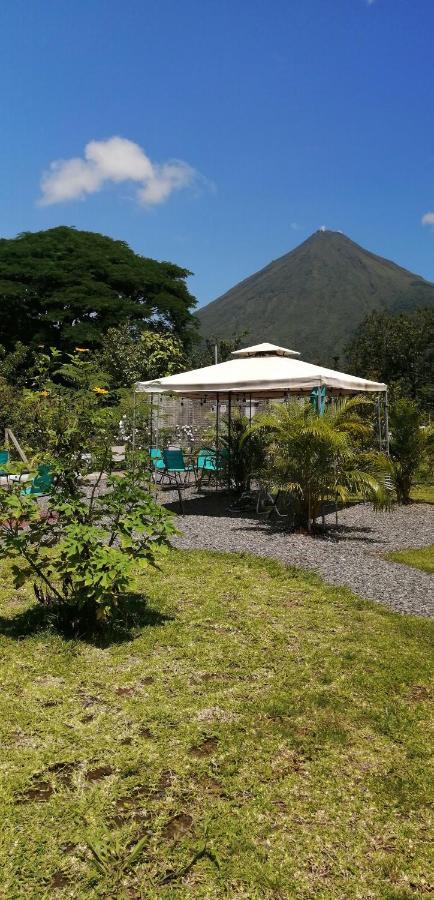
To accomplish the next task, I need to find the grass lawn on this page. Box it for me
[411,483,434,504]
[386,545,434,575]
[1,550,433,899]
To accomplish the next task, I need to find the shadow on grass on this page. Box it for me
[0,593,173,647]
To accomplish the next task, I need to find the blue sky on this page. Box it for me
[1,0,434,307]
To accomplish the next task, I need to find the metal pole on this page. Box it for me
[384,389,390,455]
[214,343,218,365]
[377,394,382,450]
[150,394,154,449]
[132,388,137,476]
[228,392,232,492]
[216,392,220,452]
[132,388,137,451]
[249,393,252,426]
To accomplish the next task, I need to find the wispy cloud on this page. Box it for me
[367,0,376,5]
[422,212,434,227]
[39,136,198,207]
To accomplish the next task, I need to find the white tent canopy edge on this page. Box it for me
[135,342,387,398]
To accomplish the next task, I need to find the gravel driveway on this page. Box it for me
[159,488,434,619]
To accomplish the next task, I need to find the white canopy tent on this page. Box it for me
[136,342,387,399]
[135,343,389,455]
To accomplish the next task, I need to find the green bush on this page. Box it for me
[249,397,391,531]
[389,399,434,504]
[0,468,176,634]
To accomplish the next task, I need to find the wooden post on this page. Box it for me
[4,429,29,465]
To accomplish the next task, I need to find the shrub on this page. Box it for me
[0,468,176,633]
[222,411,266,493]
[389,400,434,504]
[250,397,390,531]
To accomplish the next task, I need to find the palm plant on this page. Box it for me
[221,411,266,493]
[248,397,390,532]
[389,399,434,504]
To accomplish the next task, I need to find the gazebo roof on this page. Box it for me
[135,343,386,398]
[231,342,300,358]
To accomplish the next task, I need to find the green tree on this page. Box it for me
[0,226,197,352]
[346,309,434,410]
[100,324,186,387]
[189,332,248,368]
[0,466,176,633]
[250,398,390,532]
[221,411,266,494]
[389,399,434,504]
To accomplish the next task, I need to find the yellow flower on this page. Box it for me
[75,347,90,353]
[92,386,109,395]
[37,390,50,397]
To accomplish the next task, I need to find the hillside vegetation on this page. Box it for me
[197,231,434,365]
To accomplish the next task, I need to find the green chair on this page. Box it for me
[0,450,9,475]
[21,464,53,497]
[149,447,165,482]
[162,449,194,484]
[196,447,228,485]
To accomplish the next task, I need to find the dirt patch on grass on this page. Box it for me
[115,686,137,697]
[47,761,78,788]
[162,812,193,842]
[19,781,53,803]
[86,765,114,782]
[138,726,153,738]
[196,775,224,795]
[50,870,71,890]
[407,684,432,702]
[189,736,219,757]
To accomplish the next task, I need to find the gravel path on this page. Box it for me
[159,488,434,619]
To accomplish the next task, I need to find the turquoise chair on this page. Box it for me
[21,464,53,497]
[0,450,9,475]
[162,449,194,484]
[149,448,165,482]
[196,447,228,485]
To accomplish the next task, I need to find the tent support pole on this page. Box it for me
[150,394,154,450]
[227,392,232,492]
[132,388,137,477]
[384,389,390,455]
[216,393,220,452]
[377,394,382,450]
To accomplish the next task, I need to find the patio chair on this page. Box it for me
[21,464,53,497]
[162,448,195,484]
[196,447,229,487]
[149,447,165,483]
[196,447,218,484]
[0,450,9,475]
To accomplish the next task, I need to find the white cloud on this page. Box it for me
[39,136,197,207]
[422,212,434,227]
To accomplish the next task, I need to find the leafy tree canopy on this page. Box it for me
[346,309,434,411]
[100,324,186,387]
[189,331,248,368]
[0,226,197,351]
